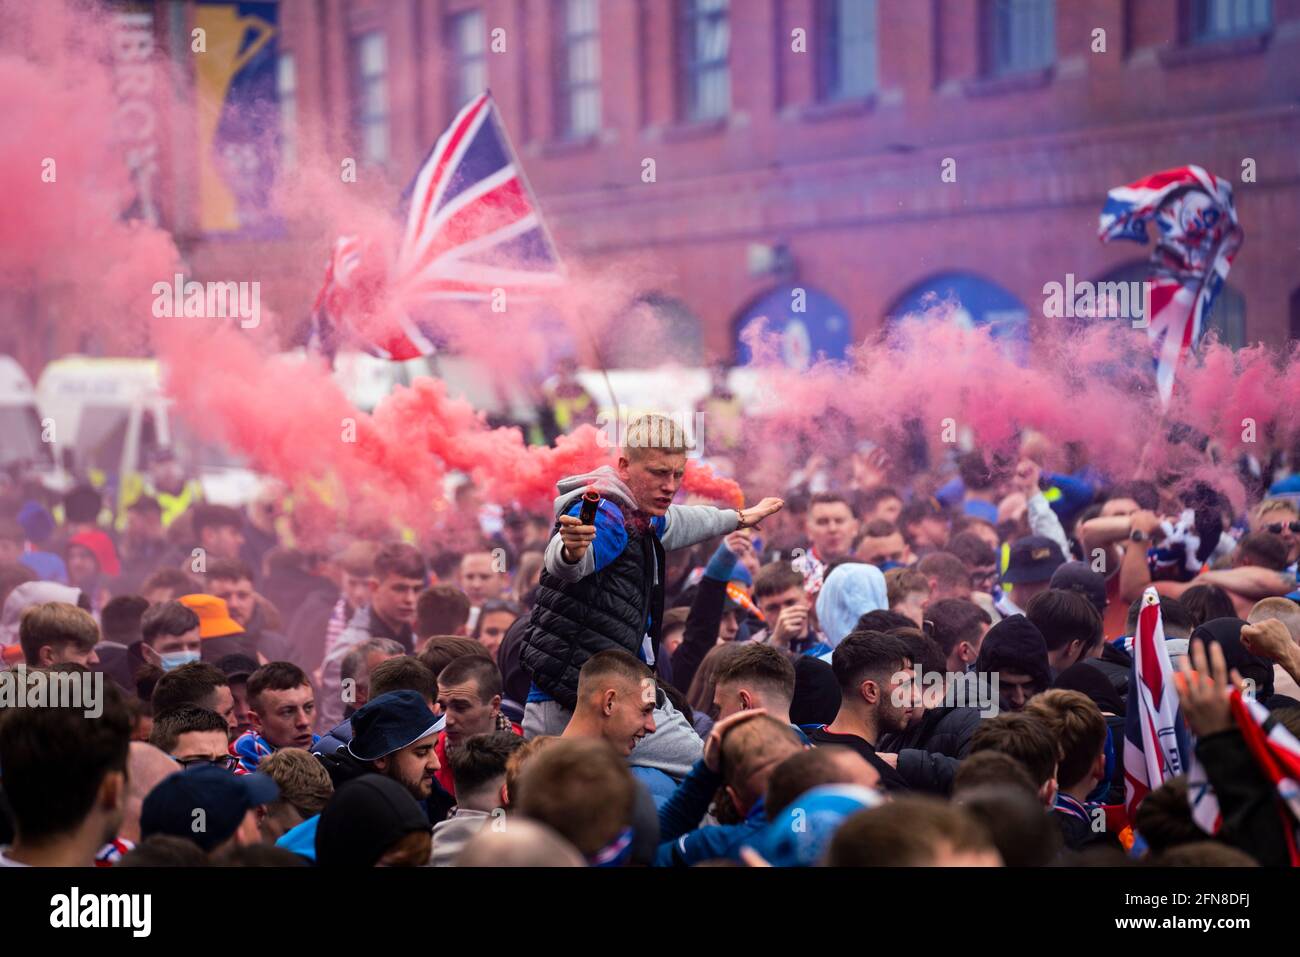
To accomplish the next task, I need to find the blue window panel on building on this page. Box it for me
[887,273,1030,364]
[733,285,853,369]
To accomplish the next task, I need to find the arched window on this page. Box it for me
[886,272,1030,363]
[732,284,852,369]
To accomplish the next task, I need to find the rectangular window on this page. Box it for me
[352,32,389,165]
[818,0,878,101]
[1188,0,1271,43]
[555,0,601,137]
[987,0,1055,77]
[677,0,729,122]
[448,9,487,116]
[277,53,297,170]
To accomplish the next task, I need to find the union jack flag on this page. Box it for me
[1098,165,1243,406]
[310,92,565,361]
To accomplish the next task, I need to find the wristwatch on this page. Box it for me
[1129,528,1149,543]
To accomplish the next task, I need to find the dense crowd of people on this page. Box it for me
[2,412,1300,868]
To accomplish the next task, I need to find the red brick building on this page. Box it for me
[182,0,1300,364]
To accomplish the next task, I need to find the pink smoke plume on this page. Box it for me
[7,0,1299,543]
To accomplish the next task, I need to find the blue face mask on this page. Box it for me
[159,649,202,672]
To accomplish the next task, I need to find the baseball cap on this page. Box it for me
[141,764,279,851]
[348,690,441,762]
[1049,561,1108,614]
[1001,536,1065,585]
[746,785,885,867]
[215,653,260,681]
[179,594,245,639]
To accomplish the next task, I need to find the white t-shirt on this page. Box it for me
[0,847,29,866]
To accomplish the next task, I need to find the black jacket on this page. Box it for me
[1195,727,1291,866]
[1083,642,1132,701]
[882,706,981,795]
[521,526,665,710]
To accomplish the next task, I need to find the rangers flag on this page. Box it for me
[1123,587,1218,830]
[1098,165,1243,406]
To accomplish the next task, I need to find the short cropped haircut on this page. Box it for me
[191,503,243,539]
[859,486,901,510]
[765,746,859,818]
[438,654,504,702]
[151,662,229,717]
[1133,777,1201,855]
[808,492,855,515]
[1237,531,1290,571]
[369,656,438,702]
[826,797,996,866]
[577,648,653,698]
[859,518,899,540]
[969,713,1060,789]
[340,637,404,691]
[19,602,99,664]
[855,609,917,633]
[372,542,427,583]
[1125,594,1194,637]
[448,731,526,796]
[118,834,210,867]
[717,714,802,791]
[885,567,929,608]
[621,413,692,459]
[712,643,796,702]
[951,751,1039,798]
[1023,689,1107,791]
[948,531,997,569]
[335,540,381,578]
[140,568,201,600]
[504,736,558,807]
[925,599,992,657]
[100,594,150,644]
[258,748,334,818]
[206,557,255,583]
[752,561,805,602]
[1170,585,1233,631]
[515,738,636,856]
[416,584,472,639]
[0,682,132,842]
[1025,589,1103,655]
[418,635,491,678]
[149,705,229,752]
[830,630,914,694]
[1255,498,1299,522]
[246,661,312,710]
[141,600,201,645]
[917,552,969,592]
[892,628,946,678]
